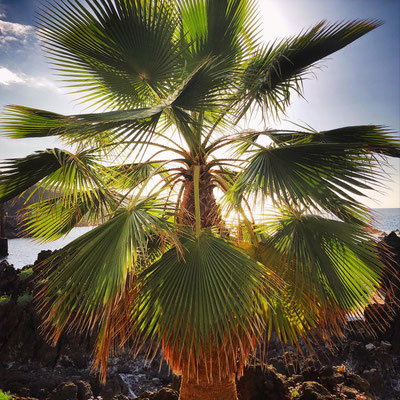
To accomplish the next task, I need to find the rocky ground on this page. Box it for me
[0,232,399,400]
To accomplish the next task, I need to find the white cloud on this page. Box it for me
[0,66,24,85]
[0,66,59,91]
[0,19,34,47]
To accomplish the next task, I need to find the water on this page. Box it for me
[3,226,94,269]
[371,208,400,232]
[2,209,400,269]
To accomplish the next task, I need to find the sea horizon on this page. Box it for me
[1,208,399,270]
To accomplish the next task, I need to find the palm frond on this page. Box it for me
[22,188,118,242]
[230,141,385,223]
[312,125,400,157]
[267,125,400,157]
[134,230,270,379]
[0,149,67,202]
[1,105,164,142]
[0,148,113,214]
[38,196,175,345]
[38,0,184,109]
[237,19,382,118]
[258,210,384,313]
[178,0,260,66]
[104,161,161,191]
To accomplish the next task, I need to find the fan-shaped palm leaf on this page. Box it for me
[38,0,184,109]
[0,149,69,202]
[237,19,382,118]
[266,125,400,157]
[134,231,272,379]
[230,141,386,222]
[38,196,176,341]
[259,210,383,312]
[22,188,118,242]
[0,148,110,206]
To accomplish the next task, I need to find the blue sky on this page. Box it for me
[0,0,399,208]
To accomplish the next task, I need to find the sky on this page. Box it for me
[0,0,399,208]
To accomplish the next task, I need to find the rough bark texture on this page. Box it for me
[178,166,221,230]
[179,374,238,400]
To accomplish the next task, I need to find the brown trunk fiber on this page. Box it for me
[179,374,238,400]
[178,166,221,230]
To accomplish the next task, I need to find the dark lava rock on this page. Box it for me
[75,380,93,400]
[50,381,78,400]
[0,260,18,294]
[237,366,289,400]
[339,386,363,399]
[137,388,178,400]
[298,381,332,400]
[344,372,370,394]
[318,366,333,377]
[364,231,400,352]
[362,369,384,393]
[34,250,54,265]
[151,388,179,400]
[97,375,129,400]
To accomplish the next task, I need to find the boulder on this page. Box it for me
[137,388,178,400]
[151,388,179,400]
[344,372,370,394]
[98,375,129,400]
[0,260,18,295]
[338,386,361,399]
[362,369,383,393]
[34,250,54,265]
[75,380,93,400]
[50,381,78,400]
[236,366,289,400]
[298,381,332,400]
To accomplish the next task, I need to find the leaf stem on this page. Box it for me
[193,165,201,237]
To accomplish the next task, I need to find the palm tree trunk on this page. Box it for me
[179,374,238,400]
[178,165,221,229]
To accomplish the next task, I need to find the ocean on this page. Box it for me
[4,226,94,269]
[2,208,400,269]
[371,208,400,232]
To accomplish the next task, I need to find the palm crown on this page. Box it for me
[1,1,399,399]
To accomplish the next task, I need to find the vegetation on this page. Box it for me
[0,295,10,306]
[16,293,34,308]
[0,1,398,399]
[18,267,33,281]
[0,389,12,400]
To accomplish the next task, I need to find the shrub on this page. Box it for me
[0,295,10,306]
[18,267,34,281]
[0,389,13,400]
[17,293,33,308]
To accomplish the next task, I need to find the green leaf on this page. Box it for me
[259,210,383,311]
[178,0,260,64]
[311,125,400,157]
[22,188,117,242]
[231,141,383,223]
[38,0,184,109]
[1,105,164,142]
[135,231,267,372]
[38,197,174,337]
[0,149,67,202]
[267,125,400,158]
[104,161,161,190]
[0,148,116,227]
[237,19,382,118]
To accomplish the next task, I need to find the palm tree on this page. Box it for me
[0,1,399,399]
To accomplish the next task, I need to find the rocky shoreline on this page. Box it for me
[0,232,399,400]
